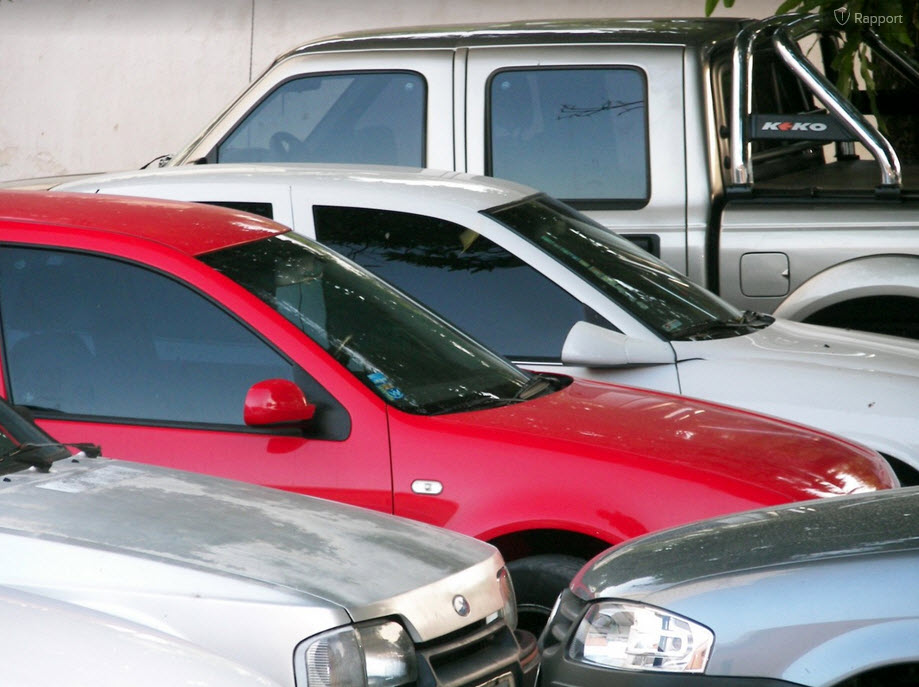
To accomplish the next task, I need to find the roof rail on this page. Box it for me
[729,13,902,193]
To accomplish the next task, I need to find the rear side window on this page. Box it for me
[217,71,426,165]
[487,67,649,205]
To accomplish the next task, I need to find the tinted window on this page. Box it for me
[487,195,746,340]
[488,68,649,203]
[314,205,601,361]
[201,234,536,415]
[0,248,294,425]
[217,71,425,166]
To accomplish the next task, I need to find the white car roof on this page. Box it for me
[54,163,538,215]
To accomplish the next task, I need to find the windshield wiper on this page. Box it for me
[513,375,557,400]
[740,310,774,326]
[0,442,102,473]
[435,375,559,415]
[671,311,772,341]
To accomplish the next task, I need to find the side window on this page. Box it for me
[487,67,649,205]
[314,206,602,361]
[216,71,425,166]
[200,200,275,219]
[0,247,295,426]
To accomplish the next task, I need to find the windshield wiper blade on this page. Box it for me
[513,375,556,401]
[671,312,773,340]
[741,310,775,326]
[0,442,102,473]
[430,393,523,415]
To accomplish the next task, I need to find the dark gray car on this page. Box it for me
[539,488,919,687]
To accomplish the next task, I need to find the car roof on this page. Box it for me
[54,163,538,214]
[282,17,749,58]
[0,189,287,256]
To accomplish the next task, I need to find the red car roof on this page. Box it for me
[0,190,286,255]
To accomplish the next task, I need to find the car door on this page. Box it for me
[0,244,394,513]
[463,45,689,274]
[185,50,456,170]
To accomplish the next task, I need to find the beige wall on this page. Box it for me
[0,0,775,182]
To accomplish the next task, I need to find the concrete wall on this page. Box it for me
[0,0,775,182]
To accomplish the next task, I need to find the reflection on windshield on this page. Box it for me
[201,234,533,414]
[487,196,749,340]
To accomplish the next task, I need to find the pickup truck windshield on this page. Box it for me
[201,233,537,415]
[488,196,751,340]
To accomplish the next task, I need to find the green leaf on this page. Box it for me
[775,0,804,12]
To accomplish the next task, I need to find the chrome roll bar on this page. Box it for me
[729,13,902,190]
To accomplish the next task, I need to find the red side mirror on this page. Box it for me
[244,379,316,427]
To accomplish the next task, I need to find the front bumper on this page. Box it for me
[538,589,801,687]
[416,617,538,687]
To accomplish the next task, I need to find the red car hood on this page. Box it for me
[427,378,895,500]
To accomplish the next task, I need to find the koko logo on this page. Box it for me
[761,121,829,132]
[835,7,850,25]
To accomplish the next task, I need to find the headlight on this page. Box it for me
[296,620,417,687]
[497,566,518,631]
[569,601,713,674]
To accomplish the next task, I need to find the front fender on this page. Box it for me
[782,619,919,687]
[774,254,919,321]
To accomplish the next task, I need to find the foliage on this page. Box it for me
[705,0,918,100]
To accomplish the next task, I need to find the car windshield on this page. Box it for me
[487,196,753,340]
[200,233,539,415]
[0,401,73,476]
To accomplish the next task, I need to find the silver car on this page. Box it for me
[0,399,532,687]
[540,488,919,687]
[0,584,282,686]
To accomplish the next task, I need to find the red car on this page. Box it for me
[0,191,896,632]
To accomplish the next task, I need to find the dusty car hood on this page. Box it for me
[572,486,919,602]
[0,458,505,638]
[429,377,894,500]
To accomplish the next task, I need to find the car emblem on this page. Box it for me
[453,595,470,617]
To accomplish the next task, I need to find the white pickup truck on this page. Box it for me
[149,13,919,338]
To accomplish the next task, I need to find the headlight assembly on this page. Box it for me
[569,601,713,674]
[296,620,417,687]
[497,566,518,631]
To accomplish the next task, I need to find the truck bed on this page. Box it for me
[759,159,919,194]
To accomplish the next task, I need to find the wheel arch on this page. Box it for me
[833,662,919,687]
[488,527,613,564]
[783,619,919,687]
[773,255,919,335]
[881,452,919,487]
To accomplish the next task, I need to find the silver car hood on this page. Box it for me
[0,585,281,687]
[573,486,919,602]
[0,457,505,640]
